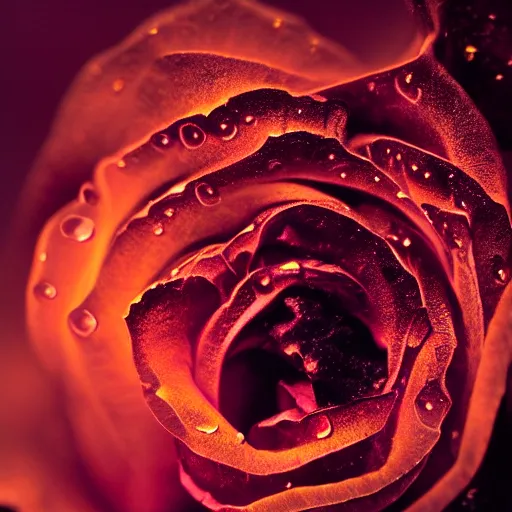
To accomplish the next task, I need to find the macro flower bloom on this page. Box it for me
[2,0,511,511]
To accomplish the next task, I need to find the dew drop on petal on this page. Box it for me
[151,132,171,149]
[414,380,450,428]
[236,432,245,444]
[163,208,175,218]
[286,482,292,489]
[195,182,221,206]
[60,215,95,242]
[79,184,99,205]
[395,71,422,103]
[153,224,164,236]
[68,308,98,337]
[492,255,510,284]
[179,123,206,149]
[112,79,124,92]
[195,424,219,434]
[34,281,57,300]
[253,272,274,294]
[314,415,333,439]
[465,45,478,61]
[38,252,47,262]
[243,115,256,125]
[216,118,238,141]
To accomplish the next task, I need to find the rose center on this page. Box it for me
[219,286,388,437]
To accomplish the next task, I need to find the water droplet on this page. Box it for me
[374,176,381,182]
[340,172,347,179]
[112,79,124,92]
[148,26,158,35]
[327,153,336,161]
[79,184,99,205]
[195,182,220,206]
[236,432,245,444]
[402,238,412,247]
[253,272,273,294]
[395,71,422,103]
[397,191,408,199]
[495,74,504,81]
[153,224,164,236]
[367,81,376,92]
[38,252,47,262]
[117,159,126,168]
[304,356,318,374]
[465,45,478,61]
[272,18,282,28]
[151,132,171,149]
[179,123,206,149]
[60,215,95,242]
[424,171,431,179]
[314,415,332,439]
[215,117,238,141]
[68,308,98,337]
[492,255,510,284]
[195,424,219,434]
[243,115,256,125]
[163,207,175,218]
[285,482,292,489]
[411,164,418,171]
[414,379,450,428]
[34,282,57,299]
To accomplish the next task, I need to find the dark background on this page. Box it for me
[1,0,511,510]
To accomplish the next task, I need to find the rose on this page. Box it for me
[3,0,512,510]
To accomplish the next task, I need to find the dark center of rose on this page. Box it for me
[219,286,388,436]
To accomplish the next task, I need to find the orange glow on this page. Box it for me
[3,1,511,512]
